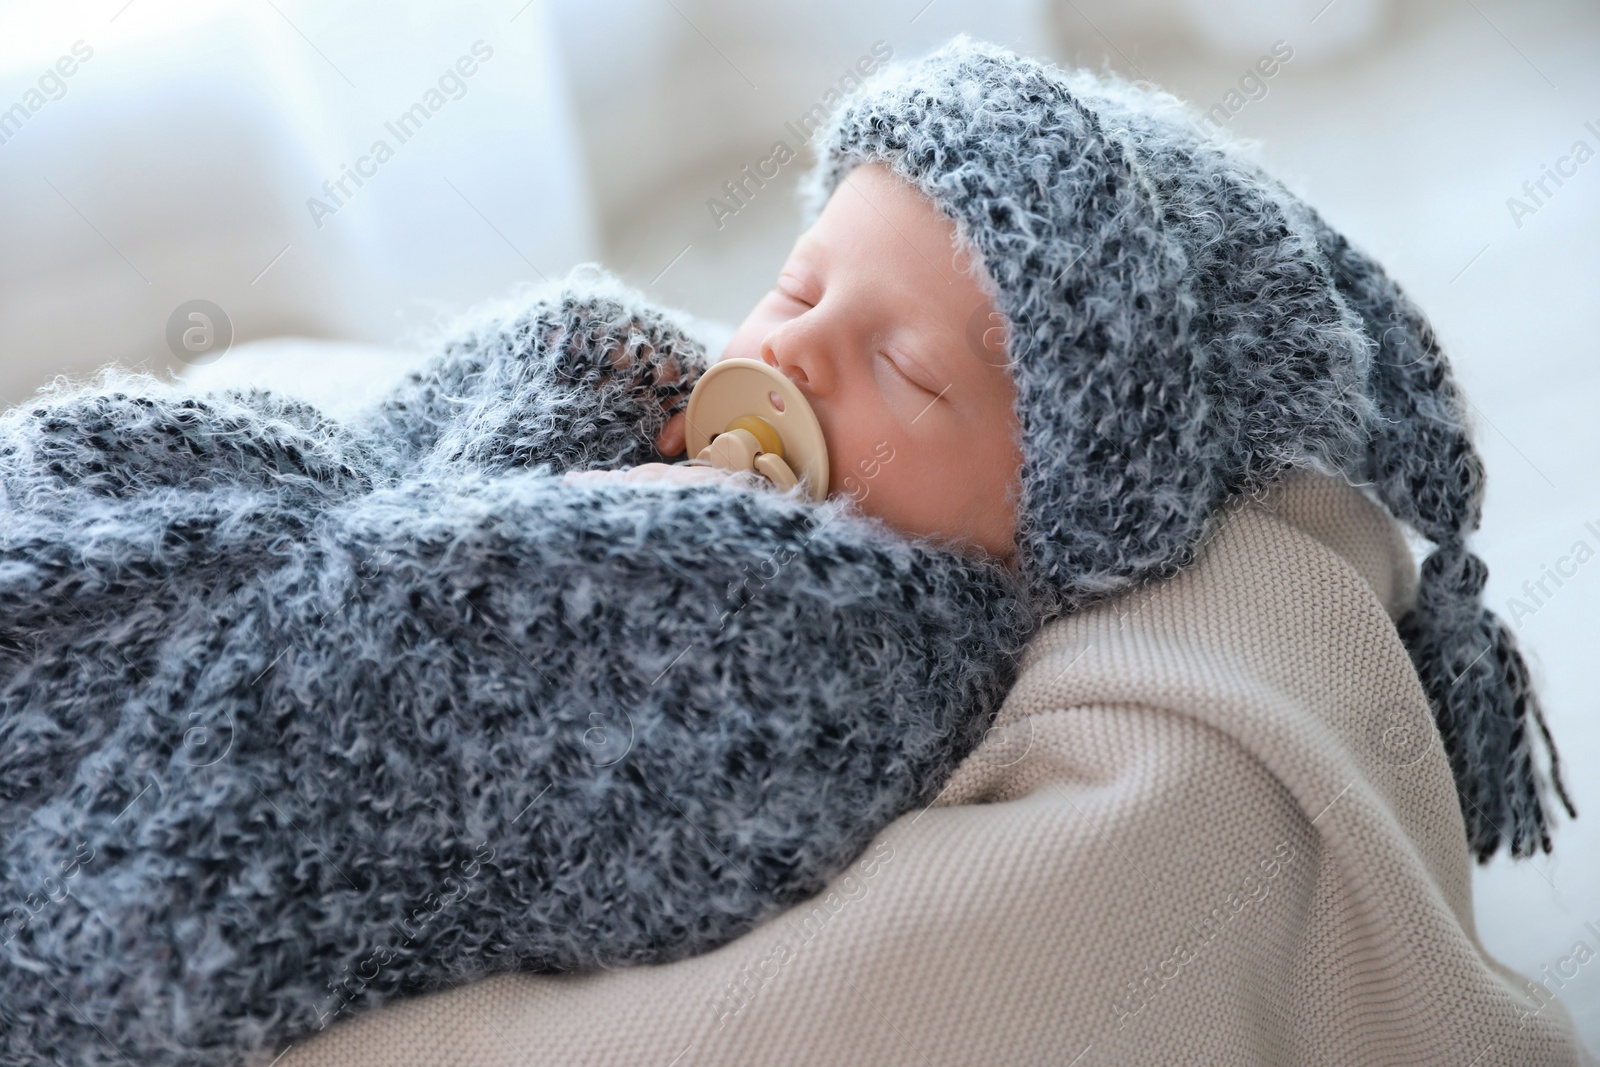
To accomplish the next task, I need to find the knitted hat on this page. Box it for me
[795,35,1573,861]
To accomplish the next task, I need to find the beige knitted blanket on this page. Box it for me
[281,471,1594,1067]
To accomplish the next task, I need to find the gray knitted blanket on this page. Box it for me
[0,273,1033,1066]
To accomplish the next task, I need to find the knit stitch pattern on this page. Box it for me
[0,266,1033,1066]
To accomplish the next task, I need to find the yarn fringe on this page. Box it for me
[1398,541,1576,861]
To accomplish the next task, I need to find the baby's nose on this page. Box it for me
[760,343,811,390]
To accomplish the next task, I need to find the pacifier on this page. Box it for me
[681,358,830,503]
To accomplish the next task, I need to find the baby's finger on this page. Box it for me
[563,464,743,488]
[562,469,617,485]
[619,463,734,486]
[655,411,688,458]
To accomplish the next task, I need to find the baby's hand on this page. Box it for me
[562,462,748,488]
[603,341,694,459]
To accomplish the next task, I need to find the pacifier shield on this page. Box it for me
[684,358,830,502]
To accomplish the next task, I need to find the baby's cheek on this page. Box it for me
[835,439,900,505]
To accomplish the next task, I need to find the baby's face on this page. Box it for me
[719,162,1022,563]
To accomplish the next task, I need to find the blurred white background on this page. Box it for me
[1,0,1596,1048]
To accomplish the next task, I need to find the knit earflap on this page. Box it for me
[795,34,1574,861]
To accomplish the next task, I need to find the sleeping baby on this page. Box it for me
[0,35,1566,1067]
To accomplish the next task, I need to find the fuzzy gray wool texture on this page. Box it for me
[0,269,1035,1066]
[796,36,1574,862]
